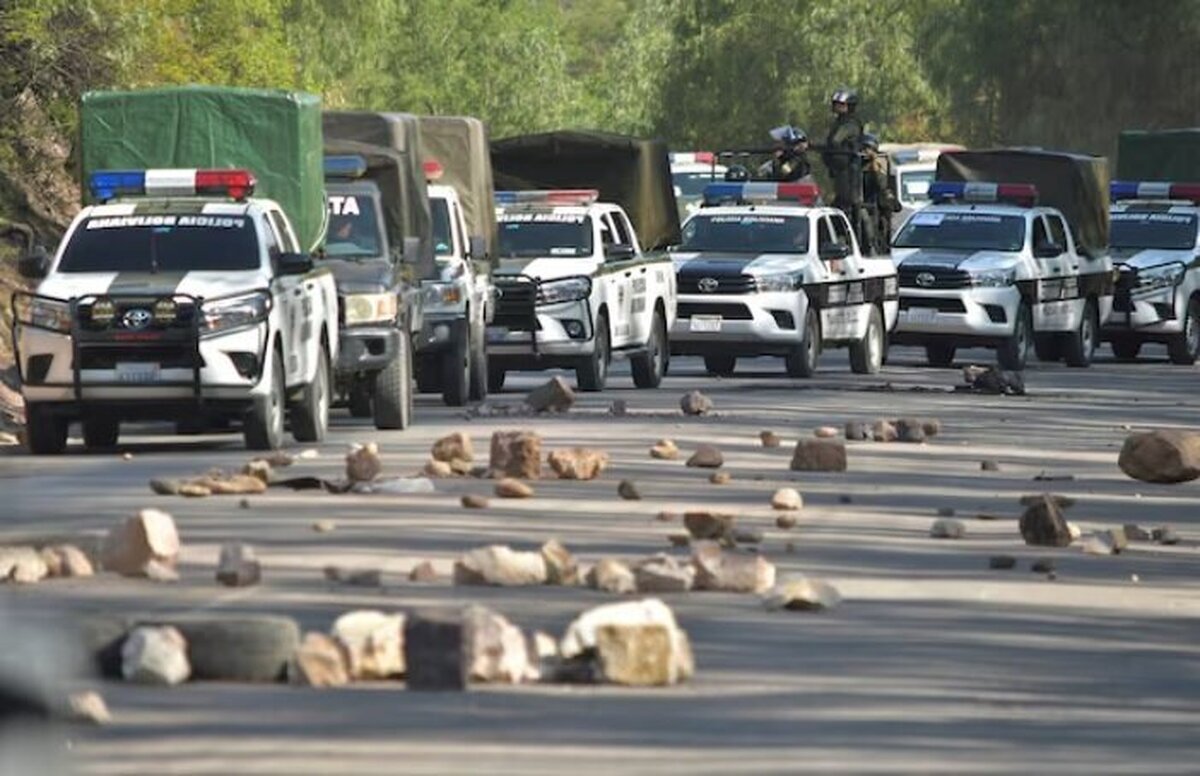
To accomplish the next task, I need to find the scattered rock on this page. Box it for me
[1082,533,1117,556]
[921,418,943,437]
[1067,521,1082,541]
[470,465,491,479]
[143,559,180,583]
[989,555,1017,570]
[960,366,1026,395]
[331,610,405,680]
[242,459,273,485]
[732,528,764,545]
[683,511,735,542]
[290,632,349,688]
[692,544,775,593]
[323,566,382,587]
[872,419,898,442]
[586,558,636,594]
[617,480,642,500]
[930,518,966,539]
[525,376,576,413]
[814,426,839,439]
[667,533,690,547]
[790,440,847,472]
[1118,429,1200,484]
[771,488,803,511]
[489,430,543,479]
[409,561,437,583]
[121,626,190,685]
[448,458,472,476]
[760,430,783,448]
[37,547,62,578]
[346,442,383,483]
[1105,528,1129,553]
[1153,526,1180,545]
[609,400,628,417]
[541,540,579,586]
[561,598,693,686]
[68,691,111,725]
[150,478,181,496]
[686,444,724,469]
[495,478,534,499]
[548,448,610,480]
[844,421,869,441]
[178,482,212,498]
[680,390,713,416]
[215,543,261,587]
[454,545,548,587]
[1031,558,1056,574]
[239,498,251,510]
[0,546,48,584]
[461,494,490,509]
[197,473,268,496]
[775,514,798,529]
[1123,524,1151,542]
[708,471,731,485]
[650,439,680,460]
[312,520,336,533]
[894,418,927,443]
[423,459,454,478]
[633,554,695,593]
[1019,494,1074,547]
[404,611,467,691]
[464,605,532,684]
[981,460,1000,472]
[763,577,841,611]
[656,510,679,522]
[102,508,180,577]
[431,431,474,463]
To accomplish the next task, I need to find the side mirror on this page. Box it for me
[1033,241,1063,259]
[18,245,51,280]
[605,243,636,262]
[819,243,850,261]
[276,252,313,276]
[468,235,488,262]
[401,236,421,264]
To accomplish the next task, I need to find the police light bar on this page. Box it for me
[702,181,820,206]
[324,155,368,179]
[1111,181,1200,204]
[494,190,600,207]
[89,169,256,202]
[423,160,444,182]
[670,151,715,165]
[928,181,1037,206]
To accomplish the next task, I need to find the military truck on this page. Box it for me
[322,112,436,429]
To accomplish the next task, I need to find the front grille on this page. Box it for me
[900,297,967,314]
[899,266,971,290]
[493,277,538,331]
[678,302,753,320]
[677,274,757,295]
[78,346,200,370]
[76,298,198,332]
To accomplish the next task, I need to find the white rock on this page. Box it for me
[454,545,548,586]
[930,518,966,539]
[331,610,406,680]
[771,488,803,511]
[561,598,693,685]
[464,605,531,684]
[102,508,180,577]
[121,626,190,685]
[763,576,842,612]
[215,542,261,587]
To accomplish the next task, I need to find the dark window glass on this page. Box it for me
[59,214,259,272]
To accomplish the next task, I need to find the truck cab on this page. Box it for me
[1104,181,1200,364]
[670,181,898,377]
[670,151,727,222]
[13,168,339,453]
[488,190,676,391]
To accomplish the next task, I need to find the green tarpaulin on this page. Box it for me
[938,149,1110,257]
[491,130,681,250]
[1117,129,1200,181]
[418,115,496,256]
[80,86,327,252]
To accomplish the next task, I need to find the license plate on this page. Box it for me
[486,326,509,341]
[115,362,160,384]
[690,315,722,333]
[1042,301,1071,320]
[905,307,938,324]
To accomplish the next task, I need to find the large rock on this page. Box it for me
[771,488,803,511]
[404,610,467,691]
[930,518,966,539]
[1019,494,1074,547]
[548,448,609,480]
[680,390,713,416]
[346,442,383,482]
[423,459,454,478]
[894,418,927,444]
[464,605,532,684]
[586,558,636,594]
[121,626,190,685]
[650,439,680,460]
[525,376,576,413]
[790,440,847,472]
[541,540,579,586]
[102,508,180,577]
[495,478,534,499]
[595,624,682,687]
[453,545,548,587]
[431,431,473,463]
[683,511,735,541]
[290,632,350,687]
[0,546,49,584]
[872,419,898,442]
[215,543,261,587]
[1118,429,1200,484]
[633,554,695,593]
[489,430,543,479]
[692,544,775,593]
[844,421,870,441]
[686,444,724,468]
[560,598,694,685]
[763,577,842,612]
[331,610,405,680]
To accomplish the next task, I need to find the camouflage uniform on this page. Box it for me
[823,114,864,226]
[861,151,899,255]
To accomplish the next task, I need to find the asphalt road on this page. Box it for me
[2,346,1199,774]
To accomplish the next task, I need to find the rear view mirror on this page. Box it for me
[469,236,488,262]
[605,243,636,262]
[276,252,313,276]
[18,245,51,280]
[401,237,421,264]
[819,243,850,261]
[1033,241,1063,259]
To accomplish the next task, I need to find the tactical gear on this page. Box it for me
[830,88,859,108]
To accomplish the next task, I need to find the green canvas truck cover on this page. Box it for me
[1117,129,1200,181]
[323,111,435,278]
[79,86,327,252]
[418,116,497,256]
[490,130,681,250]
[938,149,1110,257]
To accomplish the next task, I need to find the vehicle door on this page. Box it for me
[265,210,306,385]
[1031,214,1074,330]
[598,210,635,347]
[611,209,651,344]
[824,212,865,340]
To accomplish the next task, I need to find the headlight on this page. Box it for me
[754,273,800,293]
[14,295,71,333]
[1135,263,1185,294]
[201,291,271,334]
[422,282,463,309]
[343,293,397,326]
[969,269,1016,288]
[537,277,591,305]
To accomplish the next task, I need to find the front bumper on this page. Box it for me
[893,286,1019,345]
[1103,275,1183,335]
[414,312,466,354]
[486,298,595,362]
[337,325,399,374]
[670,291,804,356]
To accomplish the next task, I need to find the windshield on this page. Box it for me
[325,192,384,259]
[673,170,725,198]
[59,214,259,273]
[678,214,810,254]
[1111,211,1198,251]
[497,213,593,258]
[894,211,1026,252]
[898,169,935,204]
[432,198,454,256]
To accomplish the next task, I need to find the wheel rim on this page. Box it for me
[596,326,609,381]
[1188,306,1200,355]
[652,318,665,377]
[806,311,819,368]
[1016,310,1029,358]
[867,316,882,369]
[270,364,284,441]
[317,357,329,432]
[1082,312,1095,357]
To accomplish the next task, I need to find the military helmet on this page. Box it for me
[831,88,859,107]
[860,133,879,152]
[769,124,808,145]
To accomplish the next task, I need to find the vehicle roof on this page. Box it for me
[691,204,834,218]
[496,202,622,217]
[1111,201,1199,212]
[82,200,262,217]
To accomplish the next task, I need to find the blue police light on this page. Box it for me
[702,182,820,206]
[1110,181,1200,203]
[929,181,1038,206]
[324,155,368,179]
[89,170,147,202]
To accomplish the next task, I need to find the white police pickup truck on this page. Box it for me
[487,190,676,391]
[1104,181,1200,364]
[12,169,339,454]
[670,181,899,377]
[891,181,1114,369]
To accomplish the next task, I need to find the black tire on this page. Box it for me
[785,305,820,378]
[81,416,119,450]
[925,342,956,367]
[415,357,439,394]
[1063,299,1098,368]
[1167,297,1200,365]
[576,311,610,392]
[290,345,330,443]
[704,354,736,377]
[244,347,286,450]
[25,403,68,455]
[441,323,470,407]
[1110,336,1142,361]
[468,319,489,401]
[631,308,668,388]
[373,332,413,430]
[151,616,300,682]
[996,302,1031,370]
[487,364,506,394]
[348,380,372,418]
[1033,334,1063,363]
[849,305,884,374]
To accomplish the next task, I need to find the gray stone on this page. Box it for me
[345,442,383,483]
[1031,558,1056,574]
[872,420,898,442]
[692,544,775,593]
[844,421,869,441]
[1019,494,1074,547]
[1118,429,1200,484]
[1123,523,1151,542]
[404,610,467,691]
[617,480,642,501]
[291,632,349,687]
[683,511,735,541]
[686,444,724,468]
[525,376,575,413]
[680,390,713,416]
[733,528,764,545]
[790,439,847,472]
[981,460,1000,472]
[760,430,783,448]
[1153,526,1180,545]
[541,539,579,586]
[462,494,490,509]
[930,518,966,539]
[895,418,927,443]
[215,542,261,587]
[633,554,695,593]
[121,626,189,685]
[463,605,531,684]
[586,558,636,594]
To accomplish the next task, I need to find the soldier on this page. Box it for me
[757,125,813,182]
[859,133,901,255]
[823,88,865,243]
